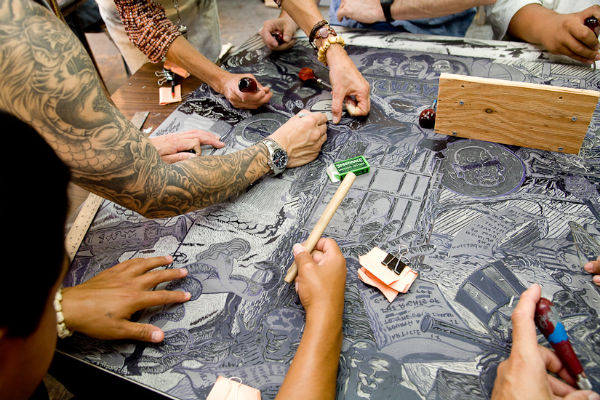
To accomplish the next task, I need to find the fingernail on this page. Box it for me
[585,262,594,272]
[294,281,299,293]
[151,331,163,343]
[293,243,306,255]
[165,255,173,263]
[184,291,192,300]
[588,394,600,400]
[179,268,188,277]
[593,275,600,284]
[283,35,290,41]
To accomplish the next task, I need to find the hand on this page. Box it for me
[584,256,600,286]
[220,72,273,109]
[292,238,346,320]
[326,46,371,123]
[491,284,599,400]
[61,256,191,343]
[337,0,385,24]
[259,16,298,51]
[537,6,600,64]
[149,130,225,163]
[268,110,327,167]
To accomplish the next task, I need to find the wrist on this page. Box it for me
[380,0,394,23]
[324,42,347,66]
[53,287,73,338]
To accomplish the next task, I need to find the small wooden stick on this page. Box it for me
[284,171,357,283]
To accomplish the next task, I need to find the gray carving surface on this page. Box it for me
[60,32,600,399]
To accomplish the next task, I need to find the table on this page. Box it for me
[57,30,600,400]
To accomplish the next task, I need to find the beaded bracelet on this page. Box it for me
[53,287,73,339]
[309,19,329,48]
[317,35,346,66]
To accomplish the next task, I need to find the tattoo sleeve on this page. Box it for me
[0,0,270,218]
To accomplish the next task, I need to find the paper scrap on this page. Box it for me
[163,60,190,78]
[159,85,182,105]
[207,376,261,400]
[358,247,418,302]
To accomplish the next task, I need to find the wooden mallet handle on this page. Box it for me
[284,171,357,283]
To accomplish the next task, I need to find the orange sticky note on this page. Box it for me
[164,60,190,78]
[159,85,182,105]
[207,376,261,400]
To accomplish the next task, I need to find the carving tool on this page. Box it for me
[298,67,332,90]
[64,111,149,260]
[584,16,599,71]
[534,297,592,390]
[284,171,357,283]
[238,77,258,93]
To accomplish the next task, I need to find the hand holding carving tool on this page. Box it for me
[534,297,592,390]
[238,77,258,93]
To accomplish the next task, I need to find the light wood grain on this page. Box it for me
[284,172,357,283]
[434,73,600,154]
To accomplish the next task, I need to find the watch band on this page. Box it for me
[261,138,288,175]
[381,0,393,23]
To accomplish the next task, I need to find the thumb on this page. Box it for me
[119,321,165,343]
[563,391,600,400]
[337,7,346,22]
[331,91,344,124]
[293,243,315,275]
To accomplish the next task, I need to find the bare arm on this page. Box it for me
[277,0,371,123]
[0,1,325,218]
[337,0,494,24]
[507,4,600,64]
[165,37,272,109]
[389,0,494,20]
[276,239,346,400]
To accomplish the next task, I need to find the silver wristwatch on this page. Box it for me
[261,138,288,175]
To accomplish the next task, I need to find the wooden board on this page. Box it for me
[434,73,600,154]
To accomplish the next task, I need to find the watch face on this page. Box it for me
[272,148,288,169]
[317,26,330,39]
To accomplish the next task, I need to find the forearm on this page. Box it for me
[281,0,324,35]
[507,4,554,45]
[276,314,342,400]
[165,36,229,93]
[390,0,492,20]
[279,9,299,31]
[0,1,270,218]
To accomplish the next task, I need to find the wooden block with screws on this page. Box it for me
[434,73,600,154]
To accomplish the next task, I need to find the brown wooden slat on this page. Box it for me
[434,73,600,154]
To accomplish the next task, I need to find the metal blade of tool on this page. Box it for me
[64,111,149,260]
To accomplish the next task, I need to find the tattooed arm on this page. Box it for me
[0,0,326,218]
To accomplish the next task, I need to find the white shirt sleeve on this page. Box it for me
[485,0,543,40]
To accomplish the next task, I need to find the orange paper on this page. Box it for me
[358,267,399,302]
[164,60,190,78]
[358,247,418,302]
[207,376,261,400]
[159,85,182,105]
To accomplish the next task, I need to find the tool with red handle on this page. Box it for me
[534,297,592,390]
